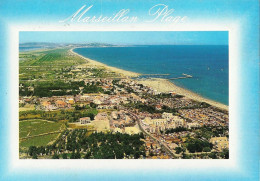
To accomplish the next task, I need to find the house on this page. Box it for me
[79,117,91,124]
[41,101,51,107]
[155,105,162,110]
[172,116,186,127]
[55,100,67,108]
[95,112,108,121]
[152,119,167,126]
[187,122,200,129]
[93,98,102,105]
[113,128,123,133]
[66,98,75,104]
[162,112,174,120]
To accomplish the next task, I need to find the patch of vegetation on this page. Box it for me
[19,109,98,122]
[165,127,188,134]
[20,133,60,147]
[185,138,213,153]
[194,126,229,138]
[19,119,63,138]
[26,130,146,159]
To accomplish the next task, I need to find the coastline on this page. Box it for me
[70,48,140,77]
[71,48,228,111]
[137,78,228,111]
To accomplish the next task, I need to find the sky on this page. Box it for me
[19,31,228,45]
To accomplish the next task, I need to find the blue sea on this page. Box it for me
[74,45,229,105]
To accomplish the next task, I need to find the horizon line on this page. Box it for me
[19,42,229,46]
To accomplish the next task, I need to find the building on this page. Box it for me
[95,112,108,121]
[55,100,68,108]
[172,116,186,127]
[187,122,200,129]
[79,117,91,124]
[162,112,174,120]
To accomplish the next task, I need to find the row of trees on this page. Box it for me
[28,129,146,159]
[165,127,188,134]
[19,109,98,122]
[20,80,105,97]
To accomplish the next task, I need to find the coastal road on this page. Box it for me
[130,112,177,158]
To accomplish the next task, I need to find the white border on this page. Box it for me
[9,22,240,172]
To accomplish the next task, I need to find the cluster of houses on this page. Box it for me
[40,97,75,111]
[157,96,201,109]
[140,111,229,154]
[76,110,140,135]
[20,76,229,155]
[178,108,228,127]
[141,112,199,134]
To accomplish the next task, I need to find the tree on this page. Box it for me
[75,152,81,159]
[52,153,59,159]
[70,152,75,159]
[209,152,217,159]
[187,143,196,153]
[222,148,229,159]
[86,113,95,120]
[28,146,37,156]
[149,151,154,157]
[90,102,97,108]
[203,147,211,152]
[62,153,68,159]
[84,151,91,159]
[32,153,38,159]
[175,147,182,154]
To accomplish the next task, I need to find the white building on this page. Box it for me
[80,117,91,124]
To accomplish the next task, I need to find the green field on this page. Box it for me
[19,48,86,81]
[20,133,60,147]
[19,119,64,147]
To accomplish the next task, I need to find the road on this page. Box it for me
[130,112,177,158]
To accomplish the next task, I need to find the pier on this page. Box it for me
[168,73,193,80]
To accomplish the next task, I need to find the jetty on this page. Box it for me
[169,73,193,80]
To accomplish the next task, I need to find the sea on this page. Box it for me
[75,45,229,105]
[19,46,45,52]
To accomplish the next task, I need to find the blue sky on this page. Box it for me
[19,31,228,45]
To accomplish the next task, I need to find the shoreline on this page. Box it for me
[137,78,228,111]
[71,48,228,111]
[70,48,140,77]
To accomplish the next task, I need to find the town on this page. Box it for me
[19,48,229,159]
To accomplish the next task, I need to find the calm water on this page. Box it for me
[74,45,229,105]
[19,46,44,52]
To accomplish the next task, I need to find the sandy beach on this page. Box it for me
[70,48,140,77]
[71,48,228,111]
[137,78,228,111]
